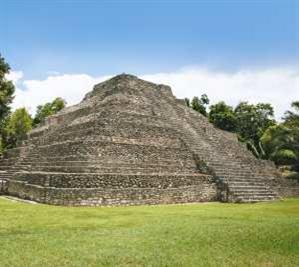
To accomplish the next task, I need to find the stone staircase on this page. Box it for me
[0,144,37,195]
[157,94,279,202]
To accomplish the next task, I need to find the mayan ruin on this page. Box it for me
[0,74,298,205]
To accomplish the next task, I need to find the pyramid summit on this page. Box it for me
[0,74,298,205]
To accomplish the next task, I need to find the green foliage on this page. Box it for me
[0,54,15,133]
[244,138,266,159]
[284,101,299,128]
[209,101,237,132]
[234,102,276,157]
[261,101,299,171]
[191,94,209,116]
[3,108,32,149]
[285,171,299,181]
[261,125,289,152]
[184,97,190,107]
[261,123,299,168]
[235,102,276,141]
[0,137,3,155]
[33,97,66,126]
[273,149,297,164]
[207,101,276,159]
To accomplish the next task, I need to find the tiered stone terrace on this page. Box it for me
[0,74,298,205]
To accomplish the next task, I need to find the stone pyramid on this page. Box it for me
[0,74,297,205]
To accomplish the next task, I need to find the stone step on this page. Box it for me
[29,160,196,167]
[215,173,255,179]
[232,192,278,197]
[222,178,270,182]
[30,166,199,174]
[6,159,198,168]
[222,181,268,186]
[0,175,11,179]
[232,189,278,197]
[12,172,213,189]
[229,185,270,189]
[33,160,195,166]
[230,184,270,189]
[235,196,278,203]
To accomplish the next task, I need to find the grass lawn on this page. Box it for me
[0,197,298,267]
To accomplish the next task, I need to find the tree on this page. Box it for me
[234,102,276,157]
[33,97,66,126]
[191,94,209,116]
[261,101,299,173]
[3,108,32,149]
[283,101,299,128]
[184,98,190,107]
[261,125,297,164]
[0,54,15,139]
[0,54,15,154]
[209,101,237,132]
[0,137,3,155]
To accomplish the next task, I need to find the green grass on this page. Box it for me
[0,198,298,267]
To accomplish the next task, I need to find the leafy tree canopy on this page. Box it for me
[191,94,209,116]
[234,102,276,145]
[0,54,15,131]
[184,98,190,107]
[261,101,299,172]
[261,124,299,167]
[33,97,66,126]
[3,108,32,149]
[283,101,299,128]
[209,101,237,132]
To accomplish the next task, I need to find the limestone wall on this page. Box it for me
[7,178,217,206]
[0,179,8,194]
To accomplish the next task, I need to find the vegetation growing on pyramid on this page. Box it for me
[33,97,66,127]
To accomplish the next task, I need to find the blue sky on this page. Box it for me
[1,0,298,78]
[1,0,298,119]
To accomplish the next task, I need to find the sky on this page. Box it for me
[1,0,299,119]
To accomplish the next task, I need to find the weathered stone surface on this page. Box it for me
[0,74,298,205]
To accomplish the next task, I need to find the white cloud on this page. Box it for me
[12,74,110,114]
[9,66,299,120]
[142,67,299,120]
[6,71,23,85]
